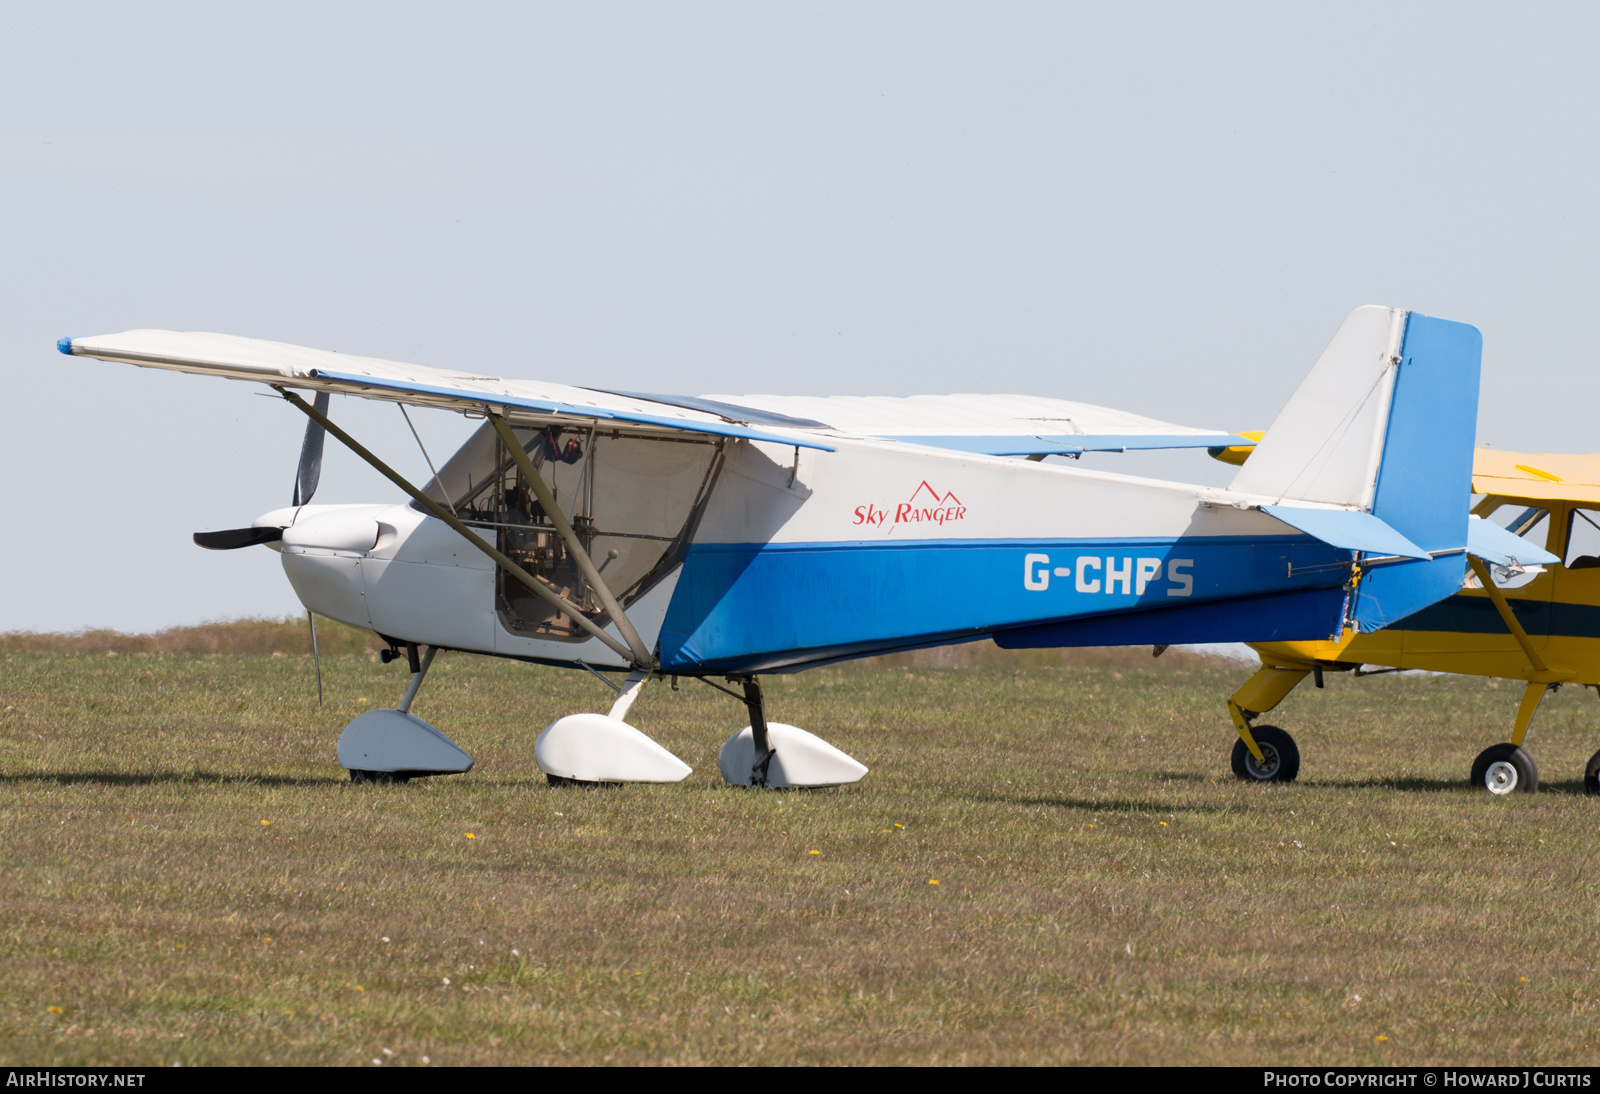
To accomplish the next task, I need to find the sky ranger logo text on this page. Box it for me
[853,482,967,534]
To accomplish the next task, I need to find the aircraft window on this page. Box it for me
[415,422,725,641]
[1471,505,1550,590]
[1565,508,1600,570]
[1489,505,1549,540]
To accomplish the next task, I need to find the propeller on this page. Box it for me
[193,391,331,550]
[293,391,330,506]
[194,526,283,550]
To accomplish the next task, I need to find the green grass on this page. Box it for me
[2,651,1599,1065]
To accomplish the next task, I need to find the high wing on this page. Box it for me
[59,329,837,451]
[59,329,1247,456]
[613,391,1246,456]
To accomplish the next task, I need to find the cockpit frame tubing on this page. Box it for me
[488,413,654,667]
[277,388,635,663]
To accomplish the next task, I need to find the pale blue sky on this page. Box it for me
[4,2,1597,631]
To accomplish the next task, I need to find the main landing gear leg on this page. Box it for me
[716,675,868,789]
[1469,681,1547,795]
[743,677,775,787]
[398,642,435,713]
[1226,667,1307,784]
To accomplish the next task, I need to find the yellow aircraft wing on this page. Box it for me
[1472,449,1600,505]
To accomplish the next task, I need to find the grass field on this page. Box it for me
[2,642,1599,1066]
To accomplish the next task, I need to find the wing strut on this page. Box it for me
[277,389,638,665]
[487,414,654,667]
[1465,557,1549,675]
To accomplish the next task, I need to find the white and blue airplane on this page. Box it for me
[60,305,1522,789]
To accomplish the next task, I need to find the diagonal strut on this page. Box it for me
[487,414,654,667]
[277,388,636,663]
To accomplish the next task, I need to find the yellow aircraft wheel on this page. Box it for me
[1230,725,1300,783]
[1584,750,1600,798]
[1469,744,1538,796]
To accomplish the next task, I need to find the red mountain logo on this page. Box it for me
[852,481,968,533]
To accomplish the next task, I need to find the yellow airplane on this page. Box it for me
[1215,446,1600,797]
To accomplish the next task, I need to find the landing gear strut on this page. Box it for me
[338,643,475,782]
[1226,693,1301,784]
[1465,682,1551,795]
[742,677,775,787]
[715,674,868,789]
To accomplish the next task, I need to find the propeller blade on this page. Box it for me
[292,391,331,506]
[194,526,284,550]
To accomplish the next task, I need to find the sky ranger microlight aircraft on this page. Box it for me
[59,305,1521,789]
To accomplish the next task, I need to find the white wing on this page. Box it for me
[694,391,1243,455]
[61,329,835,450]
[61,329,1244,456]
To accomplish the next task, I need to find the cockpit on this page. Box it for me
[414,421,725,641]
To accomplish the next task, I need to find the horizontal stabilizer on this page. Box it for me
[1466,515,1559,568]
[1260,505,1429,560]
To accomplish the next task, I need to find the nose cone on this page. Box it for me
[281,509,381,554]
[253,506,302,530]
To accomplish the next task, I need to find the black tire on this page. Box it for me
[546,773,606,788]
[1469,743,1539,795]
[1584,748,1600,798]
[1230,724,1300,783]
[349,770,407,785]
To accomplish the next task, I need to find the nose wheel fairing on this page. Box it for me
[337,708,475,780]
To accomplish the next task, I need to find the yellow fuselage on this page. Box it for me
[1252,498,1600,688]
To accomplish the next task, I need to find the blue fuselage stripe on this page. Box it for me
[658,535,1353,671]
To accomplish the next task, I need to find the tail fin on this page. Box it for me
[1230,305,1408,508]
[1232,305,1482,631]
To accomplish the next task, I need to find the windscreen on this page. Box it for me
[415,422,724,641]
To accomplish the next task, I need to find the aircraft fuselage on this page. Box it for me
[270,433,1354,674]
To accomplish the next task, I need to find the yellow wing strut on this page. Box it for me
[1466,557,1548,675]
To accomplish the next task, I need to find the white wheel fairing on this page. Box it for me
[337,709,474,775]
[534,714,692,784]
[718,723,868,788]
